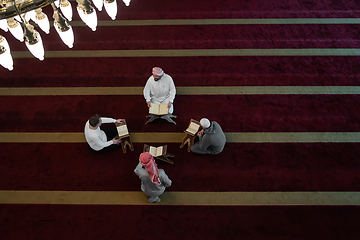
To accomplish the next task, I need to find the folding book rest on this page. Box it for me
[115,120,134,153]
[180,119,201,152]
[145,113,177,125]
[143,144,174,164]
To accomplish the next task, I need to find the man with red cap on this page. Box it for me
[143,67,176,124]
[134,152,172,203]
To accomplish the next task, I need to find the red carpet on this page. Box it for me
[1,95,360,132]
[1,0,360,239]
[0,143,359,191]
[1,205,360,240]
[2,56,360,87]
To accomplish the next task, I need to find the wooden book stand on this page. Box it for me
[116,120,134,153]
[180,119,201,152]
[143,144,174,164]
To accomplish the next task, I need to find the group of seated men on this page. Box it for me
[83,67,226,203]
[84,67,226,155]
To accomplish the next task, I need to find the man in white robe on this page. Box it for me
[143,67,176,114]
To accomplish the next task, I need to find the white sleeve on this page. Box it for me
[168,76,176,103]
[159,169,172,187]
[101,117,116,124]
[143,77,152,102]
[93,134,113,149]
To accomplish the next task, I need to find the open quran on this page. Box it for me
[144,144,168,157]
[149,103,169,115]
[143,144,173,164]
[149,146,164,157]
[115,121,130,139]
[185,119,201,136]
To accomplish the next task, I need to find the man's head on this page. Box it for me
[200,118,211,129]
[89,114,101,127]
[139,152,161,185]
[152,67,164,81]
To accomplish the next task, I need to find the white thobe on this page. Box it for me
[84,117,116,151]
[143,73,176,114]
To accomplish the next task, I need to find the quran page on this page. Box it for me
[149,103,159,115]
[158,104,169,115]
[186,122,200,135]
[156,146,163,156]
[116,124,129,138]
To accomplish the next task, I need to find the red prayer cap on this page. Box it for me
[152,67,164,76]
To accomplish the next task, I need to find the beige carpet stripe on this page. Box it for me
[1,86,360,96]
[0,190,359,205]
[11,49,360,58]
[69,18,360,26]
[0,132,359,143]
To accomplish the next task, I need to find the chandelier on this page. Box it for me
[0,0,131,71]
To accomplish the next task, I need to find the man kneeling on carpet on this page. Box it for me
[134,152,172,203]
[143,67,176,114]
[84,114,124,152]
[191,118,226,155]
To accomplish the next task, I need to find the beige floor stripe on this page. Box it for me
[0,132,359,143]
[11,49,360,58]
[1,86,360,96]
[70,18,360,26]
[0,190,359,205]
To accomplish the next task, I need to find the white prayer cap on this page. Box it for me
[152,67,164,76]
[200,118,210,128]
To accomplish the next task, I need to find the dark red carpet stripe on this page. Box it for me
[1,56,360,87]
[1,205,359,240]
[1,95,360,132]
[39,0,360,20]
[0,143,359,191]
[5,24,360,51]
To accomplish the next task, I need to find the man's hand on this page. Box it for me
[167,102,171,109]
[197,129,204,137]
[147,101,151,108]
[116,119,125,123]
[112,138,122,145]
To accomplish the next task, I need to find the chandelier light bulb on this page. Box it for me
[60,0,73,21]
[34,8,50,34]
[77,7,97,31]
[54,0,60,8]
[24,10,36,22]
[104,0,117,20]
[0,45,14,71]
[92,0,103,11]
[55,23,74,48]
[0,19,8,32]
[0,35,10,51]
[23,24,45,61]
[25,33,44,61]
[0,35,13,71]
[7,18,24,42]
[52,2,74,48]
[122,0,130,6]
